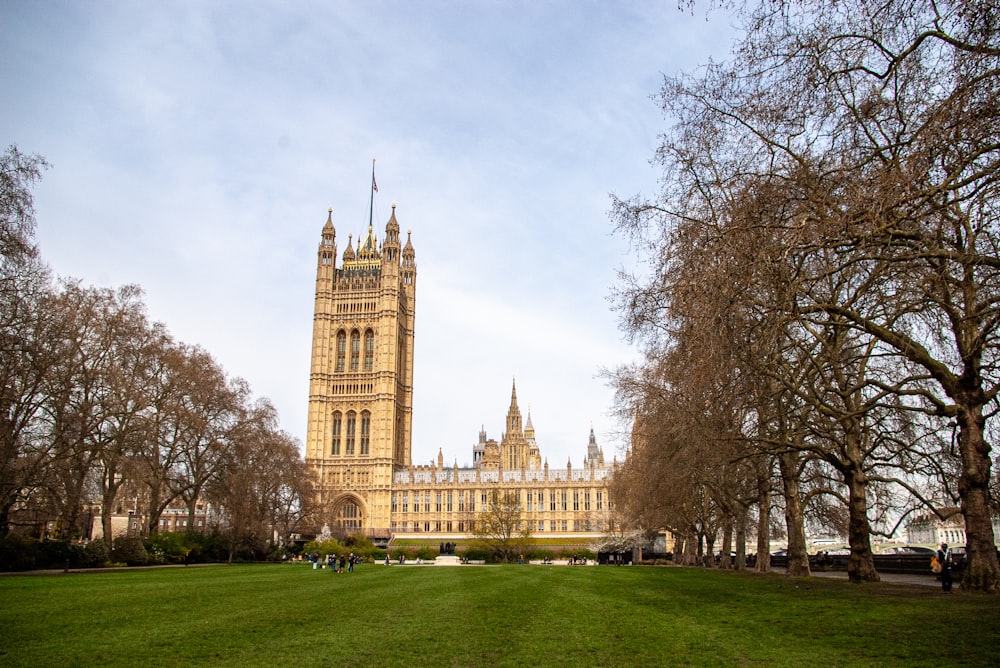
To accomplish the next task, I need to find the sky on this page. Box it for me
[1,1,737,468]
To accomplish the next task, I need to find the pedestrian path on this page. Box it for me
[772,567,938,587]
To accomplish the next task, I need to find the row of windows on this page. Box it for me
[331,410,370,456]
[331,383,375,395]
[391,519,604,533]
[336,330,375,372]
[390,491,604,514]
[335,301,376,314]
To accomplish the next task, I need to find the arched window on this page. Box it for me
[336,501,361,531]
[350,331,361,371]
[360,411,370,455]
[336,331,346,373]
[364,330,375,370]
[331,412,342,455]
[346,411,356,455]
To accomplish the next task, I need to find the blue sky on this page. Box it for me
[2,1,736,467]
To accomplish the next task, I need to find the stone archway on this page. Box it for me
[330,494,366,533]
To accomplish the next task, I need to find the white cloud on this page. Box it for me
[2,0,736,467]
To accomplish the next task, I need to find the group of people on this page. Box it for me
[309,552,359,573]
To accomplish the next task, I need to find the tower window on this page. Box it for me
[346,412,356,455]
[360,411,370,455]
[331,413,342,455]
[350,331,361,371]
[364,330,374,370]
[336,332,346,373]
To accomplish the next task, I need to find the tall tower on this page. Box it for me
[304,204,416,537]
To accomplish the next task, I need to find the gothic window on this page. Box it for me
[573,491,579,511]
[336,331,346,372]
[549,491,556,512]
[436,493,442,512]
[538,491,544,509]
[350,331,361,371]
[360,411,370,455]
[424,493,431,512]
[597,492,603,511]
[561,491,568,511]
[364,330,374,370]
[345,411,356,455]
[331,412,342,455]
[584,492,591,511]
[402,492,408,514]
[447,492,453,512]
[391,494,398,513]
[336,501,361,531]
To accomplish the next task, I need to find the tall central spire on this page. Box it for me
[506,378,522,435]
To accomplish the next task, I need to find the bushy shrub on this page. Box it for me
[82,540,109,567]
[459,546,493,562]
[112,536,148,566]
[146,532,190,564]
[186,530,229,563]
[0,536,95,571]
[0,535,38,571]
[414,546,437,561]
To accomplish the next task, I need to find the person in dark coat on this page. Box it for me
[937,542,953,592]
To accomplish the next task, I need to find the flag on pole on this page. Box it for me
[372,170,378,193]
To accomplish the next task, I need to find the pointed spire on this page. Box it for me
[343,233,355,261]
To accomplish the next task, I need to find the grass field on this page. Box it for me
[1,563,998,667]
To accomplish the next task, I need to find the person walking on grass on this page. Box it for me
[937,542,953,593]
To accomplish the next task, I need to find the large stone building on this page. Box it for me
[303,206,613,545]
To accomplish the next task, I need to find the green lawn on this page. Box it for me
[1,563,998,667]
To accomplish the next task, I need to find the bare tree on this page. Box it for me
[613,0,1000,590]
[472,488,532,563]
[0,145,52,537]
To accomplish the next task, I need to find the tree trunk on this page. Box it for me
[719,514,734,569]
[735,501,748,570]
[755,466,771,573]
[843,464,879,583]
[955,400,1000,592]
[779,451,810,577]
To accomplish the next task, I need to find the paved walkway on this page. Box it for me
[772,567,939,587]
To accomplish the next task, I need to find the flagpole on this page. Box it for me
[369,158,376,229]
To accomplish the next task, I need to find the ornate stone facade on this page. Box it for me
[304,207,612,543]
